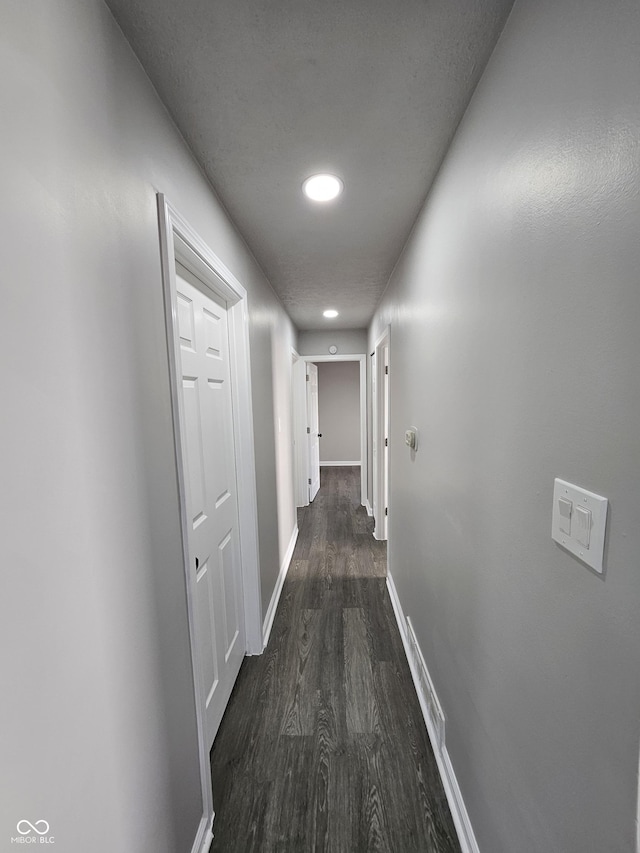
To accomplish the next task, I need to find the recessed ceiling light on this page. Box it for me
[323,309,339,318]
[303,174,343,202]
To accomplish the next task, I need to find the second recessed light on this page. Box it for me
[323,309,339,318]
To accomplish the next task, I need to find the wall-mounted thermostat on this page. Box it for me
[405,427,418,450]
[551,478,608,574]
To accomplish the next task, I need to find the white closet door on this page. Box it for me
[176,263,245,748]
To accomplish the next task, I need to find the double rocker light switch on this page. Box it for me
[551,479,608,574]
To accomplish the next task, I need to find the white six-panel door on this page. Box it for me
[382,343,390,539]
[175,262,246,749]
[307,363,320,501]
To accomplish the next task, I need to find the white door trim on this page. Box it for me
[296,354,367,507]
[157,195,263,843]
[372,327,390,540]
[306,362,321,502]
[291,349,309,508]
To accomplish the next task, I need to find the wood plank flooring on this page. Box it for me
[210,466,460,853]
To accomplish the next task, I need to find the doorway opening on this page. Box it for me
[372,327,390,541]
[292,353,367,509]
[157,194,262,851]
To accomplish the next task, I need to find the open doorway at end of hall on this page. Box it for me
[292,352,367,510]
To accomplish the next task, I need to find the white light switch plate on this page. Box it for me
[552,479,608,573]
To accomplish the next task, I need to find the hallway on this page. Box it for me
[5,2,640,849]
[210,467,460,852]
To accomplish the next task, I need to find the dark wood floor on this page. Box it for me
[210,466,460,852]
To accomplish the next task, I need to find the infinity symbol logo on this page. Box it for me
[17,820,50,836]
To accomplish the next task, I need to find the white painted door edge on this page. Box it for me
[300,354,367,507]
[157,193,263,843]
[386,571,481,853]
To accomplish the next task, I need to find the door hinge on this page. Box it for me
[385,365,389,375]
[385,507,388,516]
[385,437,388,447]
[306,374,310,381]
[307,426,311,434]
[308,478,312,485]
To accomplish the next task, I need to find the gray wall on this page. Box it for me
[369,0,640,850]
[298,328,367,356]
[317,362,361,463]
[0,2,297,851]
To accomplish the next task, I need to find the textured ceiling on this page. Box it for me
[106,0,514,330]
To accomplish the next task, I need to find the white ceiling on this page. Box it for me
[106,0,514,330]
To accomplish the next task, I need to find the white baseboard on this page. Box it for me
[386,572,480,853]
[320,460,361,466]
[262,525,298,648]
[636,750,640,853]
[364,499,373,516]
[191,813,214,853]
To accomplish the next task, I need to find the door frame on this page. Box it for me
[372,327,390,540]
[306,362,321,502]
[157,195,263,849]
[292,353,367,507]
[291,349,309,508]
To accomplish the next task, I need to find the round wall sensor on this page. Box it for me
[329,345,338,354]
